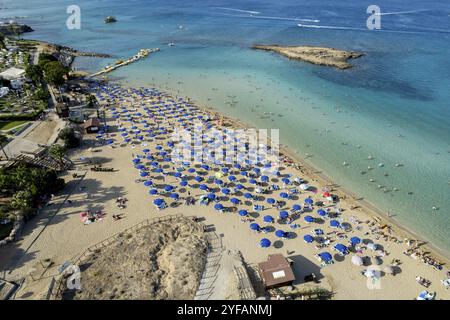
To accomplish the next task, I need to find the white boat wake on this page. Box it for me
[214,7,261,15]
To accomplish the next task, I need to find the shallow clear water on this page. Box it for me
[3,0,450,254]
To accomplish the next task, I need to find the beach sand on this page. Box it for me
[1,84,449,300]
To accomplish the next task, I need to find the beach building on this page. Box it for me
[84,117,101,134]
[258,254,295,289]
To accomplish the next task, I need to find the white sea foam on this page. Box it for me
[297,23,365,31]
[218,13,320,23]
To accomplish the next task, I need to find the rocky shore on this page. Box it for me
[252,44,364,69]
[0,22,33,36]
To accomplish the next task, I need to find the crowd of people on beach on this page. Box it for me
[84,81,449,297]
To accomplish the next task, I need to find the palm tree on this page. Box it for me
[0,134,9,160]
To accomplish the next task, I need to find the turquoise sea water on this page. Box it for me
[2,0,450,254]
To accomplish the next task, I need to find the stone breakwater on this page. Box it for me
[88,48,160,78]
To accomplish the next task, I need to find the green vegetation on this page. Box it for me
[25,64,44,85]
[11,190,33,211]
[0,164,65,218]
[58,128,80,148]
[0,121,28,131]
[0,133,8,159]
[37,53,69,87]
[43,61,69,86]
[48,144,67,164]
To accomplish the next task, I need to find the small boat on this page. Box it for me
[168,42,175,47]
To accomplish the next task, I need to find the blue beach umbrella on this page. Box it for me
[174,172,182,178]
[132,158,141,164]
[188,168,196,173]
[214,203,224,211]
[282,178,291,185]
[303,235,314,243]
[143,180,153,187]
[330,220,340,228]
[194,176,203,182]
[260,175,269,182]
[140,171,148,177]
[249,179,257,185]
[350,236,361,246]
[239,210,248,217]
[228,175,236,182]
[170,193,179,200]
[318,252,333,263]
[164,185,174,192]
[207,193,216,200]
[317,209,327,217]
[260,238,271,248]
[149,189,158,195]
[304,215,314,223]
[230,198,240,205]
[221,188,230,195]
[279,211,289,219]
[250,223,260,231]
[153,198,163,206]
[313,228,324,236]
[292,204,301,211]
[235,184,244,190]
[304,198,314,205]
[180,180,188,187]
[136,164,145,170]
[334,244,348,255]
[199,184,208,191]
[263,215,274,223]
[244,192,253,199]
[266,198,275,205]
[280,192,289,199]
[275,230,286,238]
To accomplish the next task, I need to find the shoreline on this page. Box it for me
[131,84,449,265]
[68,41,449,265]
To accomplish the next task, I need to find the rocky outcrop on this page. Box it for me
[0,23,33,36]
[252,44,364,69]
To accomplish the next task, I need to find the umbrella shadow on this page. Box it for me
[287,232,297,239]
[273,240,284,249]
[288,254,325,284]
[249,212,260,219]
[333,253,346,263]
[263,226,276,233]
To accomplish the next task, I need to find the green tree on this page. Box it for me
[0,134,8,160]
[43,61,69,86]
[25,64,43,85]
[11,190,33,212]
[49,144,66,165]
[38,53,57,68]
[58,128,79,148]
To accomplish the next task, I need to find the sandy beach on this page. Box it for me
[1,82,449,300]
